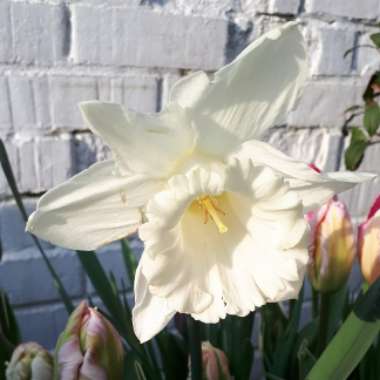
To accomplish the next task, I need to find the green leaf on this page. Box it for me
[221,314,255,380]
[364,104,380,136]
[267,288,304,378]
[0,139,74,313]
[370,33,380,48]
[344,127,369,170]
[156,331,188,380]
[121,239,138,285]
[306,278,380,380]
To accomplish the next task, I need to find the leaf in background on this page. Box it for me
[344,127,369,170]
[156,331,188,380]
[266,288,304,379]
[221,314,255,380]
[260,302,288,370]
[121,239,138,285]
[0,139,74,313]
[370,33,380,49]
[363,103,380,136]
[306,278,380,380]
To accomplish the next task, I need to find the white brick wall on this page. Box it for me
[0,0,379,351]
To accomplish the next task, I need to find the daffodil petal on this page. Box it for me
[132,264,176,343]
[26,160,161,251]
[138,164,308,323]
[80,101,196,177]
[171,21,307,154]
[233,139,376,211]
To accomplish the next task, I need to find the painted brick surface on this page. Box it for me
[0,77,12,136]
[0,248,83,306]
[11,1,67,64]
[0,2,12,63]
[310,23,356,76]
[288,80,364,127]
[71,6,229,70]
[268,0,299,15]
[305,0,380,20]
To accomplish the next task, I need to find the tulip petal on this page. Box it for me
[27,160,161,251]
[233,139,376,211]
[80,101,196,177]
[170,21,307,152]
[132,264,176,343]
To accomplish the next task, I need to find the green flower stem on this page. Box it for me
[318,292,331,354]
[187,316,202,380]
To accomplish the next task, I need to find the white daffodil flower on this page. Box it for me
[27,21,374,343]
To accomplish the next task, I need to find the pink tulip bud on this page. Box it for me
[200,342,231,380]
[308,197,355,293]
[359,195,380,284]
[55,301,123,380]
[6,342,53,380]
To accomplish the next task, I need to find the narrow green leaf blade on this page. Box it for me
[307,278,380,380]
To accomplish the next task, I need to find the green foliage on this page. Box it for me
[370,33,380,48]
[344,127,369,170]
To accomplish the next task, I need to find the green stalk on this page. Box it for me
[187,316,202,380]
[318,292,331,354]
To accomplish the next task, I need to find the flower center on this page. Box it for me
[197,196,228,234]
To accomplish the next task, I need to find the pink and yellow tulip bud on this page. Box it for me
[54,301,123,380]
[359,195,380,284]
[201,342,232,380]
[308,197,355,293]
[6,342,53,380]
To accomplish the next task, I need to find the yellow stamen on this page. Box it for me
[198,196,228,234]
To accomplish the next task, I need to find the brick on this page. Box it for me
[12,2,67,64]
[339,139,380,218]
[268,0,299,14]
[15,303,69,350]
[110,76,158,113]
[33,75,52,129]
[71,6,228,70]
[266,127,342,171]
[0,247,83,305]
[8,75,36,132]
[310,24,356,76]
[17,137,37,193]
[35,135,73,190]
[50,75,97,129]
[0,2,12,63]
[241,0,268,14]
[168,0,235,17]
[305,0,380,20]
[0,77,12,136]
[288,80,364,128]
[0,199,51,252]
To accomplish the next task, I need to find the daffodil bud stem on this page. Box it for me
[187,316,203,380]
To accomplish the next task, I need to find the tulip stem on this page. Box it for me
[318,293,331,354]
[187,316,203,380]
